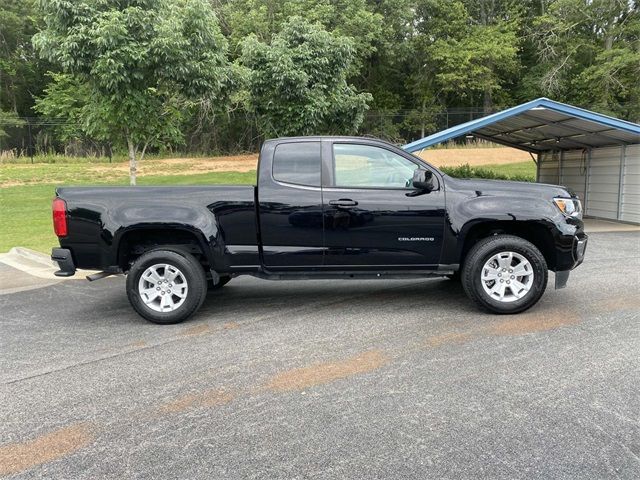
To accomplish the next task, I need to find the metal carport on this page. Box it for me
[403,98,640,223]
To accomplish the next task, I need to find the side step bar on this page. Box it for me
[86,271,116,282]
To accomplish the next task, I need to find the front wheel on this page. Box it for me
[462,235,548,314]
[126,249,207,324]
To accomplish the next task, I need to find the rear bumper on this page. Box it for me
[555,233,588,289]
[51,248,76,277]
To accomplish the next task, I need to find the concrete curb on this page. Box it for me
[0,247,59,280]
[0,247,98,281]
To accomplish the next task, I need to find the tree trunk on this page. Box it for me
[421,98,426,138]
[483,87,493,115]
[127,138,137,186]
[604,35,613,51]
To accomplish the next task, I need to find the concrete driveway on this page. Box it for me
[1,231,639,479]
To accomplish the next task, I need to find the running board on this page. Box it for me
[248,270,454,281]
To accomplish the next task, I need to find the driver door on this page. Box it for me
[321,141,445,269]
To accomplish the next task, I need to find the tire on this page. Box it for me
[208,275,231,290]
[462,235,548,314]
[126,249,208,324]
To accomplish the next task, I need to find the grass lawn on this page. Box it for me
[0,159,535,253]
[481,161,536,178]
[1,169,257,253]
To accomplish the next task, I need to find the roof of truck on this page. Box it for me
[265,135,389,143]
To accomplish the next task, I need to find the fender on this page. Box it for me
[440,186,581,267]
[108,205,221,269]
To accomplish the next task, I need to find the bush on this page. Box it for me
[440,163,534,182]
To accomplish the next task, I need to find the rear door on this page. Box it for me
[321,140,445,269]
[258,140,325,269]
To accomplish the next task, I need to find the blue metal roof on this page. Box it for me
[403,98,640,153]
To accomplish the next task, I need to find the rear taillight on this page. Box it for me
[52,197,68,237]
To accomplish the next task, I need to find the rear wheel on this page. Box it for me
[462,235,547,314]
[126,249,207,324]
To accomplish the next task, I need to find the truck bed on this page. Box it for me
[57,185,258,271]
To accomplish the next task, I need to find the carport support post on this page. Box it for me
[536,153,541,181]
[584,149,592,212]
[617,145,626,220]
[559,150,564,185]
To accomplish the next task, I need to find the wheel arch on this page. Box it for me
[459,220,557,271]
[116,226,216,272]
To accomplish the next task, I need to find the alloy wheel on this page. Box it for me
[480,251,534,303]
[138,263,189,312]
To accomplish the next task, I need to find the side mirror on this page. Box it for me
[412,169,435,192]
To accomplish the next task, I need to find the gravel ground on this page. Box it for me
[1,231,639,479]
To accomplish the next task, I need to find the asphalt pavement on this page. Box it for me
[1,231,639,479]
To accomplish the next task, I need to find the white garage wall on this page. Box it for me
[621,144,640,224]
[537,144,640,223]
[560,150,587,202]
[585,146,621,220]
[538,151,560,185]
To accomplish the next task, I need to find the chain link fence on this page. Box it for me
[0,107,496,162]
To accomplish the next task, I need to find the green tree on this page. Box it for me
[574,42,640,121]
[222,0,383,72]
[33,73,87,144]
[0,0,49,115]
[0,109,24,147]
[239,17,372,137]
[411,0,521,114]
[406,0,469,135]
[573,1,640,121]
[358,0,417,140]
[430,22,520,112]
[528,0,639,119]
[33,0,231,184]
[3,0,636,158]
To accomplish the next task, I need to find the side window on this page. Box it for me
[333,144,417,188]
[273,142,321,187]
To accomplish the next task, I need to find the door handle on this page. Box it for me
[329,199,358,208]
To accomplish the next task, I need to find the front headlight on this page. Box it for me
[553,197,582,219]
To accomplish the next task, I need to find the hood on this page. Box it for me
[442,175,576,200]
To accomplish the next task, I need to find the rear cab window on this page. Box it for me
[272,142,321,187]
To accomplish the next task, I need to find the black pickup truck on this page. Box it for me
[51,136,587,324]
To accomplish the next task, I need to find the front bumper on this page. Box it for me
[52,248,76,277]
[574,234,588,266]
[555,233,588,289]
